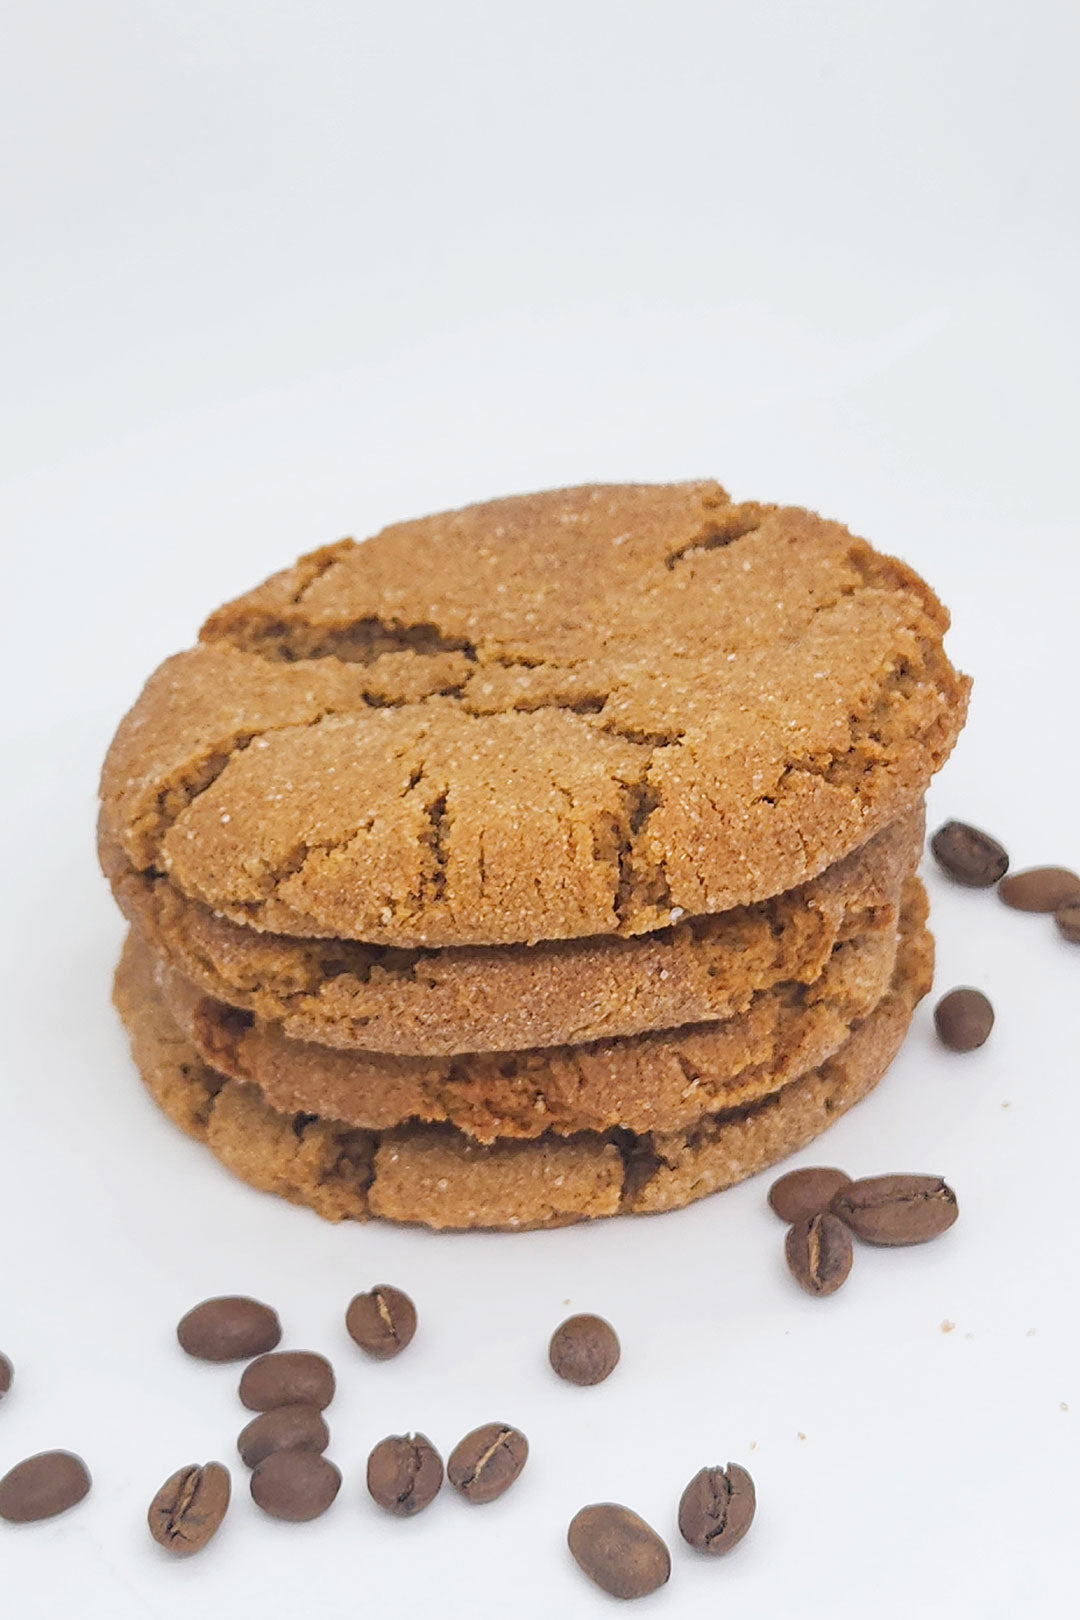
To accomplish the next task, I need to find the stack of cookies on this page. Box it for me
[100,482,969,1230]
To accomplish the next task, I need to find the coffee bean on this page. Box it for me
[549,1315,620,1386]
[239,1351,335,1412]
[148,1463,230,1556]
[930,821,1009,887]
[831,1174,958,1245]
[237,1405,330,1468]
[568,1503,671,1599]
[678,1463,757,1554]
[345,1285,417,1360]
[0,1353,11,1399]
[447,1423,528,1504]
[250,1450,341,1521]
[768,1166,852,1224]
[934,987,994,1051]
[785,1213,853,1296]
[999,867,1080,913]
[0,1451,91,1523]
[1056,902,1080,944]
[176,1296,281,1362]
[367,1433,443,1516]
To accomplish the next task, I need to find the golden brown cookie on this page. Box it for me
[112,884,932,1230]
[149,898,906,1140]
[103,806,923,1056]
[100,484,968,947]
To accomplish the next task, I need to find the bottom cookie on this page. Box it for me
[113,892,932,1231]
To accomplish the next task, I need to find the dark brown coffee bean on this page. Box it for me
[366,1433,443,1516]
[678,1463,757,1554]
[568,1503,671,1599]
[934,987,994,1051]
[0,1353,11,1398]
[250,1451,341,1521]
[447,1423,528,1504]
[345,1285,417,1359]
[148,1462,230,1556]
[237,1405,330,1468]
[785,1213,853,1297]
[176,1296,281,1362]
[239,1351,335,1412]
[549,1315,620,1386]
[930,821,1009,887]
[831,1174,958,1245]
[768,1166,852,1223]
[1056,902,1080,944]
[999,867,1080,913]
[0,1451,91,1522]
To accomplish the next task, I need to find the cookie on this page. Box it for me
[150,892,904,1139]
[100,483,968,947]
[112,885,932,1230]
[103,806,923,1056]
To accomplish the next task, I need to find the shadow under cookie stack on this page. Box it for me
[100,482,969,1230]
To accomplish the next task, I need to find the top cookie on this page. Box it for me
[100,482,969,947]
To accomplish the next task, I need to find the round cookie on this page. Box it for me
[112,888,933,1230]
[100,483,968,947]
[104,806,923,1056]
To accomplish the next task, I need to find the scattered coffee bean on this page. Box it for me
[0,1451,91,1523]
[148,1462,230,1556]
[931,820,1010,887]
[568,1503,671,1599]
[934,987,995,1051]
[1056,902,1080,944]
[447,1423,528,1504]
[768,1166,852,1224]
[831,1174,959,1245]
[345,1285,417,1360]
[678,1463,757,1554]
[237,1405,330,1468]
[176,1296,281,1362]
[785,1213,853,1296]
[239,1351,335,1412]
[999,867,1080,913]
[549,1315,620,1386]
[0,1353,11,1399]
[250,1450,341,1521]
[367,1433,443,1516]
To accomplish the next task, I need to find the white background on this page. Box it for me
[1,2,1078,1615]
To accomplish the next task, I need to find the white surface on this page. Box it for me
[1,3,1078,1616]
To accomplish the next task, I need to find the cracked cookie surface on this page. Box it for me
[103,807,922,1056]
[113,886,933,1230]
[100,483,968,947]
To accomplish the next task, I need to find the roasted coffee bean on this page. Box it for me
[0,1353,11,1398]
[367,1433,443,1516]
[934,987,994,1051]
[768,1166,852,1224]
[568,1503,671,1599]
[0,1451,91,1522]
[250,1451,341,1521]
[930,821,1009,887]
[148,1463,230,1556]
[176,1296,281,1362]
[678,1463,757,1555]
[549,1315,620,1386]
[999,867,1080,913]
[345,1285,417,1359]
[832,1174,958,1245]
[237,1405,330,1468]
[239,1351,335,1412]
[1056,902,1080,944]
[447,1423,528,1504]
[785,1213,853,1296]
